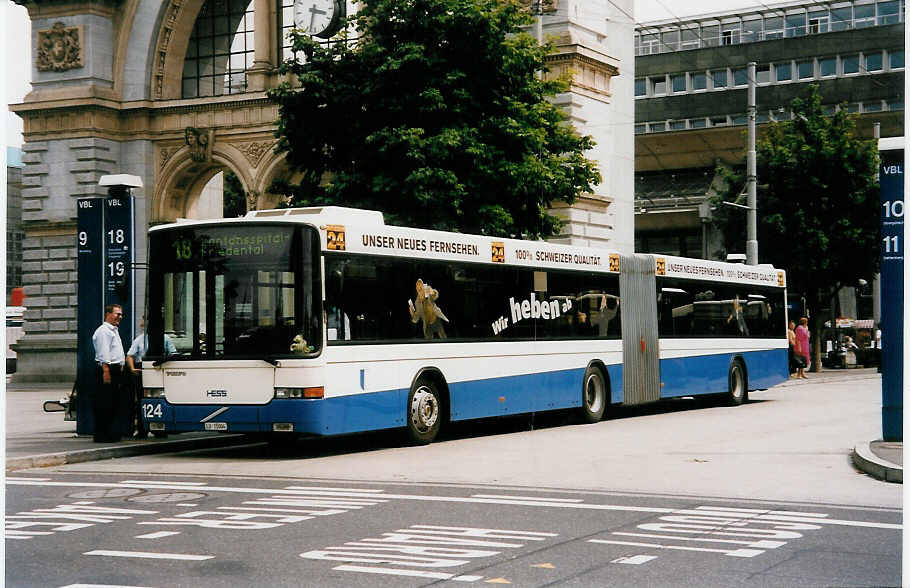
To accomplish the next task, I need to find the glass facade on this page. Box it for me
[182,0,255,98]
[636,0,904,56]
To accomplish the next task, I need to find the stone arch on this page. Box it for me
[150,0,206,100]
[254,148,302,210]
[154,142,255,222]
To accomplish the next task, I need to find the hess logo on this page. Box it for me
[206,389,228,398]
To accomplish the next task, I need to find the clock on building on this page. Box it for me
[294,0,344,39]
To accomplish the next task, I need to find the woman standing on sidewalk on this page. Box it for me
[795,317,811,379]
[787,320,798,377]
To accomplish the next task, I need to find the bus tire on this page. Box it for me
[727,360,747,406]
[580,365,607,423]
[407,378,442,445]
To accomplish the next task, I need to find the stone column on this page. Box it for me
[531,0,634,252]
[247,0,274,91]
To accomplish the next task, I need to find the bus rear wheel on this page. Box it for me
[580,365,607,423]
[727,360,747,406]
[407,379,441,445]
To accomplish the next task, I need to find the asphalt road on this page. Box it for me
[5,370,902,586]
[5,472,901,587]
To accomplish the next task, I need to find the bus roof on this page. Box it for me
[148,207,785,285]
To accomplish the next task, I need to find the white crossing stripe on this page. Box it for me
[135,531,181,539]
[472,494,584,503]
[612,555,658,565]
[333,565,482,581]
[589,539,763,558]
[84,550,214,561]
[60,584,154,588]
[121,480,208,486]
[7,479,902,531]
[285,486,386,493]
[612,531,786,549]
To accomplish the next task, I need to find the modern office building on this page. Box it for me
[633,0,904,259]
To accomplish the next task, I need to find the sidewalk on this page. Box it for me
[5,379,251,471]
[4,371,903,482]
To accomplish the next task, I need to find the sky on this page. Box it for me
[2,1,774,149]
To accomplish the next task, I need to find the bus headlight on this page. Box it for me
[143,388,166,398]
[274,387,323,399]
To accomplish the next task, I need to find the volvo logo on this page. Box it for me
[206,389,228,398]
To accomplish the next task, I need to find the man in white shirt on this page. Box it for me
[92,304,125,442]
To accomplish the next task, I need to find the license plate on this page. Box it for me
[204,422,227,431]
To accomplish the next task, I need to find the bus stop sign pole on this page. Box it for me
[74,175,140,435]
[878,140,903,442]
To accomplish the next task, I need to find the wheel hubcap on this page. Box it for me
[411,387,438,432]
[732,368,744,399]
[585,374,604,413]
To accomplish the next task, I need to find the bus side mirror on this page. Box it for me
[43,400,67,412]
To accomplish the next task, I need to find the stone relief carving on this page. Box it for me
[154,0,185,98]
[246,190,259,212]
[37,22,84,72]
[185,127,213,162]
[236,141,274,168]
[159,146,179,170]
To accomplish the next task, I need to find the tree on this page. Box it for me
[267,0,601,238]
[710,85,880,370]
[223,171,247,218]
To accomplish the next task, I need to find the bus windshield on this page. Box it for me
[145,223,321,360]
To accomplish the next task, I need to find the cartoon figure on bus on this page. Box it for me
[408,279,449,339]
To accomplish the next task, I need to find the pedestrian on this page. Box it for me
[787,320,798,377]
[91,304,126,442]
[126,316,176,437]
[794,316,811,379]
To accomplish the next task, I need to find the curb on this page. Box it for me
[852,442,903,483]
[6,434,251,472]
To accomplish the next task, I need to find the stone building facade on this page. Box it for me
[11,0,634,381]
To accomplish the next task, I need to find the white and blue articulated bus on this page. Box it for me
[141,206,789,444]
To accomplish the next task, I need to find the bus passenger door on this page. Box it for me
[619,255,660,405]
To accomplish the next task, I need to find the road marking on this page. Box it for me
[612,531,786,549]
[60,584,154,587]
[84,550,214,561]
[332,565,482,581]
[531,562,555,568]
[472,494,583,503]
[486,578,511,584]
[285,486,386,493]
[121,480,208,486]
[176,503,198,507]
[590,539,763,558]
[7,479,902,530]
[305,525,557,580]
[612,555,658,565]
[696,506,829,517]
[135,531,181,539]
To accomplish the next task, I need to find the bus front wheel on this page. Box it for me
[407,379,441,445]
[580,365,607,423]
[727,360,747,406]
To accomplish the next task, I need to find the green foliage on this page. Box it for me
[223,171,247,218]
[268,0,601,238]
[710,85,880,317]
